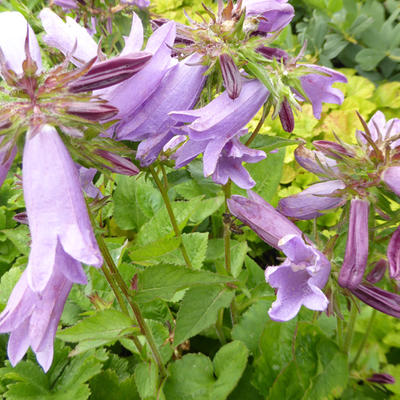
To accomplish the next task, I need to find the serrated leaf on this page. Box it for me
[134,361,159,400]
[57,309,135,352]
[0,267,22,310]
[136,197,202,246]
[164,341,248,400]
[189,196,224,225]
[113,174,162,231]
[232,299,271,354]
[2,225,30,255]
[174,285,234,345]
[129,236,181,263]
[134,265,234,303]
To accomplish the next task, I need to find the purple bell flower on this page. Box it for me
[0,257,74,372]
[338,199,370,289]
[241,0,294,33]
[115,53,207,166]
[174,131,266,189]
[228,191,330,320]
[387,225,400,280]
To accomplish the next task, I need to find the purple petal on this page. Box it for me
[7,319,31,367]
[23,125,102,292]
[382,166,400,197]
[136,131,174,167]
[0,12,42,74]
[100,21,176,119]
[366,259,387,284]
[242,0,294,32]
[338,199,369,289]
[40,8,97,67]
[120,12,144,55]
[294,145,339,176]
[299,64,347,119]
[278,180,346,220]
[116,53,206,141]
[169,78,269,141]
[227,193,302,249]
[387,225,400,280]
[173,139,207,169]
[0,141,17,188]
[78,166,102,199]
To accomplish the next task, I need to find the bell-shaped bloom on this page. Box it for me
[115,53,207,166]
[40,9,175,119]
[266,234,331,321]
[0,11,42,75]
[0,251,76,372]
[0,142,17,188]
[278,180,346,220]
[23,125,102,292]
[174,133,266,189]
[242,0,294,33]
[387,225,400,280]
[78,166,102,199]
[338,199,369,289]
[351,283,400,319]
[228,192,330,320]
[299,64,347,119]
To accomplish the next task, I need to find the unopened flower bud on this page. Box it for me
[367,373,395,384]
[366,259,387,284]
[256,46,289,64]
[219,53,242,99]
[338,199,369,289]
[313,140,355,160]
[294,144,339,176]
[95,149,139,176]
[387,224,400,280]
[65,101,118,121]
[279,98,294,132]
[68,52,152,93]
[351,283,400,318]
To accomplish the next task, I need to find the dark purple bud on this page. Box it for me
[13,211,28,225]
[387,225,400,280]
[68,52,152,93]
[367,373,395,384]
[366,259,387,284]
[256,46,289,64]
[219,53,242,99]
[338,199,369,289]
[65,101,118,121]
[279,98,294,133]
[313,140,355,160]
[95,149,139,176]
[351,283,400,318]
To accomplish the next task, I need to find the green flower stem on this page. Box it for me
[97,233,167,377]
[350,309,376,369]
[223,182,232,275]
[245,103,270,147]
[336,316,344,350]
[216,309,226,344]
[343,302,358,355]
[149,165,193,269]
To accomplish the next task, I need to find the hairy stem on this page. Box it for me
[343,302,358,355]
[149,165,193,269]
[245,103,270,147]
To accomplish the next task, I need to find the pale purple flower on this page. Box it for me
[241,0,294,33]
[121,0,150,7]
[174,132,265,189]
[115,53,207,166]
[338,199,369,289]
[23,125,102,292]
[53,0,78,9]
[387,225,400,280]
[0,254,74,372]
[0,141,17,188]
[78,166,102,199]
[228,191,330,320]
[40,9,175,119]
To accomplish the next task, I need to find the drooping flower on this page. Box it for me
[115,53,207,166]
[169,78,268,182]
[241,0,295,33]
[174,131,266,189]
[228,191,331,320]
[0,253,74,372]
[40,9,175,120]
[338,199,369,289]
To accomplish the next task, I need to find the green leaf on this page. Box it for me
[134,361,159,400]
[0,267,22,311]
[164,341,248,400]
[129,236,181,263]
[57,309,136,353]
[355,49,386,71]
[174,286,234,345]
[244,256,265,288]
[189,196,224,225]
[89,370,139,400]
[135,197,202,246]
[1,226,30,255]
[232,299,271,354]
[113,174,162,231]
[134,265,234,303]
